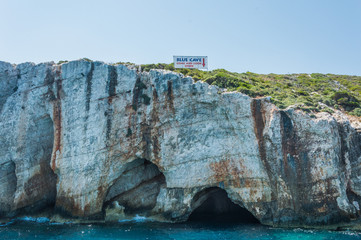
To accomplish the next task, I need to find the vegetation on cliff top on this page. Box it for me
[57,59,361,116]
[140,63,361,116]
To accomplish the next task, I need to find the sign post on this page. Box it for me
[173,56,208,69]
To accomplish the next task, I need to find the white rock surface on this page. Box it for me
[0,60,360,227]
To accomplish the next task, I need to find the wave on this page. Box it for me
[49,221,73,225]
[0,220,15,227]
[1,215,155,226]
[16,217,50,223]
[0,217,50,226]
[118,214,152,223]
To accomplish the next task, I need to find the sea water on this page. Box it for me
[1,217,361,240]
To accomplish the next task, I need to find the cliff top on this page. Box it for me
[3,59,361,118]
[138,63,361,118]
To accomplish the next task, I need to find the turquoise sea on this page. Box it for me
[1,217,361,240]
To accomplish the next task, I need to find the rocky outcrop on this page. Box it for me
[0,60,360,228]
[0,62,57,217]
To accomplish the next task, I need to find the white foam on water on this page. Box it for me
[118,214,152,223]
[293,228,315,234]
[341,231,361,236]
[49,221,73,225]
[133,215,149,222]
[17,217,50,223]
[0,220,15,227]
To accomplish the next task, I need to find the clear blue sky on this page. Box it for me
[1,0,360,75]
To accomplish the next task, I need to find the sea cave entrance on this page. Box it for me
[187,187,260,224]
[104,159,166,214]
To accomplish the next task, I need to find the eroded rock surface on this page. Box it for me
[0,60,360,228]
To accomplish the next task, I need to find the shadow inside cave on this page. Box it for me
[104,159,166,215]
[187,187,260,224]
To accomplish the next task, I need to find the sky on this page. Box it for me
[1,0,360,75]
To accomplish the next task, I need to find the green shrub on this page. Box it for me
[115,61,135,66]
[331,91,360,110]
[205,73,240,90]
[297,90,309,96]
[350,108,361,117]
[321,108,334,114]
[57,60,68,64]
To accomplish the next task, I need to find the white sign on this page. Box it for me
[173,56,208,69]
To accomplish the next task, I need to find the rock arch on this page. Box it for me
[103,158,166,219]
[187,187,259,223]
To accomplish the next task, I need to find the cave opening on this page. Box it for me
[104,159,166,215]
[187,187,260,224]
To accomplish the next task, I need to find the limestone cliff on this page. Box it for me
[0,60,360,228]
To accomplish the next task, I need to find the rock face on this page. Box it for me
[0,60,360,227]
